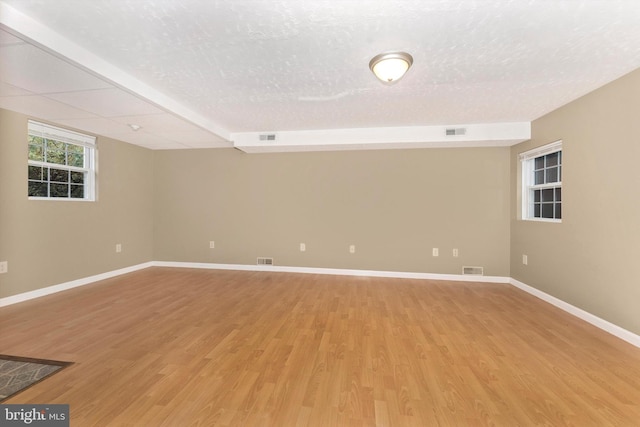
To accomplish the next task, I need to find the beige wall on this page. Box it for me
[511,68,640,335]
[1,108,511,300]
[153,147,511,275]
[0,109,154,298]
[2,67,639,338]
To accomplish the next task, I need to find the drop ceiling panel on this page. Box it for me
[0,29,22,45]
[0,95,98,120]
[45,88,164,118]
[113,131,189,150]
[0,42,113,94]
[0,80,32,96]
[54,117,135,138]
[152,129,231,148]
[111,113,208,133]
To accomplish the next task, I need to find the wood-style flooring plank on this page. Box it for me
[1,267,640,426]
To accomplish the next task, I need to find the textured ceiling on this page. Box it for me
[1,0,640,151]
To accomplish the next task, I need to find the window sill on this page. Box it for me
[522,217,561,224]
[28,197,95,202]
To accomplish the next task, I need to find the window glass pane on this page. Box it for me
[555,203,562,219]
[534,170,545,185]
[70,171,85,184]
[541,203,554,218]
[28,165,43,180]
[49,168,69,183]
[558,165,562,182]
[47,139,64,151]
[50,183,69,197]
[68,153,84,167]
[46,148,66,165]
[28,181,47,197]
[542,188,554,202]
[534,156,544,170]
[546,167,558,183]
[555,188,562,201]
[546,152,559,167]
[533,189,541,203]
[28,144,44,161]
[534,204,541,218]
[70,184,84,198]
[67,144,84,154]
[28,135,44,146]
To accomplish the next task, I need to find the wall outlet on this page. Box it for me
[349,245,355,254]
[209,241,215,249]
[300,243,306,252]
[522,254,528,265]
[453,248,459,257]
[116,244,122,253]
[432,248,439,257]
[0,261,7,274]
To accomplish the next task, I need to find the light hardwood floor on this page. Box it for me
[1,267,639,426]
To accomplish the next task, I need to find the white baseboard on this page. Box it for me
[151,261,511,283]
[0,262,154,308]
[509,278,640,348]
[1,260,637,349]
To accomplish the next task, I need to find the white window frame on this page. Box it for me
[520,140,562,223]
[28,120,97,201]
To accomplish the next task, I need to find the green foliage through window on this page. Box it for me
[27,121,95,201]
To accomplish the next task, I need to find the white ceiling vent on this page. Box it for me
[257,257,274,265]
[445,127,467,136]
[462,266,484,276]
[259,134,277,141]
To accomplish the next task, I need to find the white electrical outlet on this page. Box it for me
[523,254,528,265]
[349,245,355,254]
[209,241,215,249]
[453,248,459,257]
[116,244,122,253]
[0,261,7,274]
[300,243,306,252]
[432,248,439,257]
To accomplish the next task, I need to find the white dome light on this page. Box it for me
[369,52,413,84]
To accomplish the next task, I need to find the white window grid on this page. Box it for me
[520,140,562,222]
[27,120,96,201]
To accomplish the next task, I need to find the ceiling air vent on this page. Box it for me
[259,134,277,141]
[257,257,274,266]
[462,266,483,276]
[445,127,467,136]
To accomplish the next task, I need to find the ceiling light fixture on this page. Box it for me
[128,124,142,131]
[369,52,413,84]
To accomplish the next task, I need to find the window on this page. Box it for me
[520,140,562,222]
[27,120,96,201]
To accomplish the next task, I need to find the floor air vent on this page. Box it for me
[462,266,483,276]
[257,257,274,266]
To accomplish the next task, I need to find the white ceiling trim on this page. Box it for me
[0,1,231,142]
[232,122,530,153]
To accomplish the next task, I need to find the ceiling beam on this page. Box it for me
[232,122,531,153]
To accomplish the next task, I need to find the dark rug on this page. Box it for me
[0,354,73,402]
